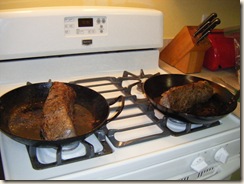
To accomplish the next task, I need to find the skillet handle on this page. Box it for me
[106,95,125,123]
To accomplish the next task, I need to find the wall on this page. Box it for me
[0,0,240,38]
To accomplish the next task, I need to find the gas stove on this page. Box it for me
[0,6,240,180]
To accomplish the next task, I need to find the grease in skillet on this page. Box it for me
[8,102,95,140]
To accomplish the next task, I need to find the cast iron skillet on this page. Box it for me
[143,74,238,125]
[0,82,124,147]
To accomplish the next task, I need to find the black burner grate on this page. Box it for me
[69,70,171,147]
[27,130,112,170]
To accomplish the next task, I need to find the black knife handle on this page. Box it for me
[196,18,221,44]
[194,20,211,37]
[197,13,217,29]
[196,30,211,44]
[201,18,221,36]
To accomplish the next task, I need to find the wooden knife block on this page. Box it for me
[159,26,211,73]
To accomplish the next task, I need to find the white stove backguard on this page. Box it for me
[0,6,163,60]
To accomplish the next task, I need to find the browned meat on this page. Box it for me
[159,80,213,112]
[42,82,77,141]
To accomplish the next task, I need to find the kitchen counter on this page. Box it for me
[159,60,241,118]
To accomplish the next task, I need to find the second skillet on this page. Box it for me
[143,74,238,125]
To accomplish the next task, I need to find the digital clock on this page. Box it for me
[78,18,93,27]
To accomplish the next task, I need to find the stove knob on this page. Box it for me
[191,156,208,172]
[214,147,229,164]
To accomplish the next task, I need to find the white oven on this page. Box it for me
[0,6,240,180]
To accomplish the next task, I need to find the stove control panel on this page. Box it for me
[64,16,107,37]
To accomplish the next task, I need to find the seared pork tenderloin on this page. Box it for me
[160,81,214,112]
[42,82,77,141]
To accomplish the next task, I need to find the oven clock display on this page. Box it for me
[78,18,93,27]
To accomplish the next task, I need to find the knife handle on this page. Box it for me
[197,13,217,30]
[196,18,221,44]
[196,30,211,44]
[194,21,211,37]
[201,18,221,36]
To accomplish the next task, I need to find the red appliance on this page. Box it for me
[203,30,236,71]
